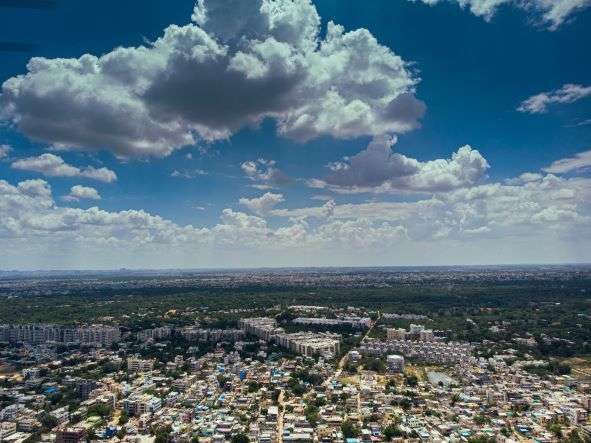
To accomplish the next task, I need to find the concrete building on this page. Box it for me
[274,331,340,358]
[179,327,244,342]
[127,358,155,373]
[360,339,473,364]
[123,395,162,416]
[0,324,120,347]
[55,428,87,443]
[239,317,341,358]
[387,355,405,373]
[292,316,371,329]
[137,326,171,342]
[387,328,407,340]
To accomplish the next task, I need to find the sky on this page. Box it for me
[0,0,590,269]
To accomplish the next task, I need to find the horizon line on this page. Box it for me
[1,262,591,274]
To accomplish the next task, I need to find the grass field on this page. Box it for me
[562,355,591,380]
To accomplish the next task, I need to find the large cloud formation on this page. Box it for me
[310,135,489,193]
[410,0,591,30]
[275,173,591,242]
[0,0,424,158]
[1,153,589,267]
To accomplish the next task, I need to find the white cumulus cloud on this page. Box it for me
[239,192,285,215]
[517,83,591,114]
[62,185,102,202]
[310,135,489,193]
[241,158,290,189]
[543,149,591,174]
[11,153,117,183]
[410,0,591,30]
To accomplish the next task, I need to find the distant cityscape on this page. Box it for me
[0,268,590,442]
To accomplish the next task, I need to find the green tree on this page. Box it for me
[341,420,360,438]
[383,423,404,440]
[39,413,58,430]
[231,433,250,443]
[153,425,172,443]
[547,422,562,438]
[118,413,129,425]
[404,374,418,387]
[305,404,319,427]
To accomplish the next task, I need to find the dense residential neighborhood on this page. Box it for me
[1,301,590,443]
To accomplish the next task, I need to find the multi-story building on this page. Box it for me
[382,313,429,321]
[55,428,87,443]
[239,318,341,358]
[292,316,371,329]
[0,422,17,440]
[137,326,172,342]
[274,332,341,358]
[419,329,435,341]
[387,328,407,340]
[127,358,155,373]
[179,327,244,342]
[238,318,279,341]
[78,380,99,399]
[0,324,120,347]
[123,395,162,416]
[386,325,434,341]
[360,339,473,364]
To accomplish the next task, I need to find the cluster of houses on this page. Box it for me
[1,311,590,443]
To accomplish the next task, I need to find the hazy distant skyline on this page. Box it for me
[0,0,590,269]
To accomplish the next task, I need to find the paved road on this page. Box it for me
[276,389,285,443]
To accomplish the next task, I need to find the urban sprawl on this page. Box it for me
[0,304,590,443]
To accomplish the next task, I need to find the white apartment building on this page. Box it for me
[292,316,371,329]
[274,332,341,358]
[0,324,120,346]
[123,395,162,416]
[127,358,155,373]
[239,317,341,358]
[360,339,473,364]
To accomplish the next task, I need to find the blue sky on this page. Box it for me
[0,0,590,269]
